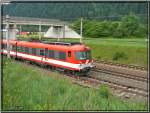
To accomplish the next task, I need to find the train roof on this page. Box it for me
[41,41,82,46]
[2,39,90,51]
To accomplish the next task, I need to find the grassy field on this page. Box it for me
[2,58,148,111]
[84,38,148,68]
[22,36,148,68]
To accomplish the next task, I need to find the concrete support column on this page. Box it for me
[6,15,10,58]
[9,24,17,40]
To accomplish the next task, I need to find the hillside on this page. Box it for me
[2,2,147,21]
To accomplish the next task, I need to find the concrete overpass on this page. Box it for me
[2,15,69,40]
[2,16,68,26]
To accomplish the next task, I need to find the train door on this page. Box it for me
[67,51,72,63]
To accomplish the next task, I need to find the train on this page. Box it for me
[1,39,94,75]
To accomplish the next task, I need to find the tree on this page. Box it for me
[120,13,140,37]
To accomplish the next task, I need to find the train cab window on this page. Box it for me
[40,49,45,56]
[49,50,54,58]
[75,50,91,60]
[68,51,71,57]
[59,52,66,60]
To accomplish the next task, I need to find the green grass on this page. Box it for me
[85,38,148,68]
[2,59,148,111]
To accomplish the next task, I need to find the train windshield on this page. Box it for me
[75,50,91,60]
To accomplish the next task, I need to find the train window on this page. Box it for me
[59,52,66,60]
[17,46,21,52]
[32,48,37,55]
[45,48,48,57]
[2,44,6,49]
[28,48,32,54]
[12,45,16,51]
[40,49,45,56]
[1,44,3,49]
[68,51,71,57]
[3,44,7,49]
[21,46,25,53]
[25,47,29,54]
[48,50,54,58]
[54,51,59,59]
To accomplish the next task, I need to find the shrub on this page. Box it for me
[98,85,110,99]
[112,52,128,61]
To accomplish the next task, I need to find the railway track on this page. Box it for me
[66,74,148,98]
[90,66,148,93]
[92,68,148,82]
[94,59,147,71]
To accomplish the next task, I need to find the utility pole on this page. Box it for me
[39,21,41,40]
[6,15,10,58]
[80,17,83,43]
[63,24,65,39]
[57,26,61,42]
[19,25,22,37]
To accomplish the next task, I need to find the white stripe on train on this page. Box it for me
[2,49,93,70]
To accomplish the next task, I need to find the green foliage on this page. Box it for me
[119,13,140,37]
[112,52,128,61]
[99,85,110,99]
[72,14,147,38]
[3,3,147,21]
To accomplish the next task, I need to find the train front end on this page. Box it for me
[71,44,94,75]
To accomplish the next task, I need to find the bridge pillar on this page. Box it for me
[8,24,17,40]
[4,24,17,40]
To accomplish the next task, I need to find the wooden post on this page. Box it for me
[80,17,83,43]
[6,15,10,58]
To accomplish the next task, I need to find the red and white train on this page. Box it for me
[1,39,94,75]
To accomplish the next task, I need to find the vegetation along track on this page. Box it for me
[4,58,148,100]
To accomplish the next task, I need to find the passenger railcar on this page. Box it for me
[1,39,94,75]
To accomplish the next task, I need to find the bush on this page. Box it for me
[99,85,110,99]
[112,52,128,61]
